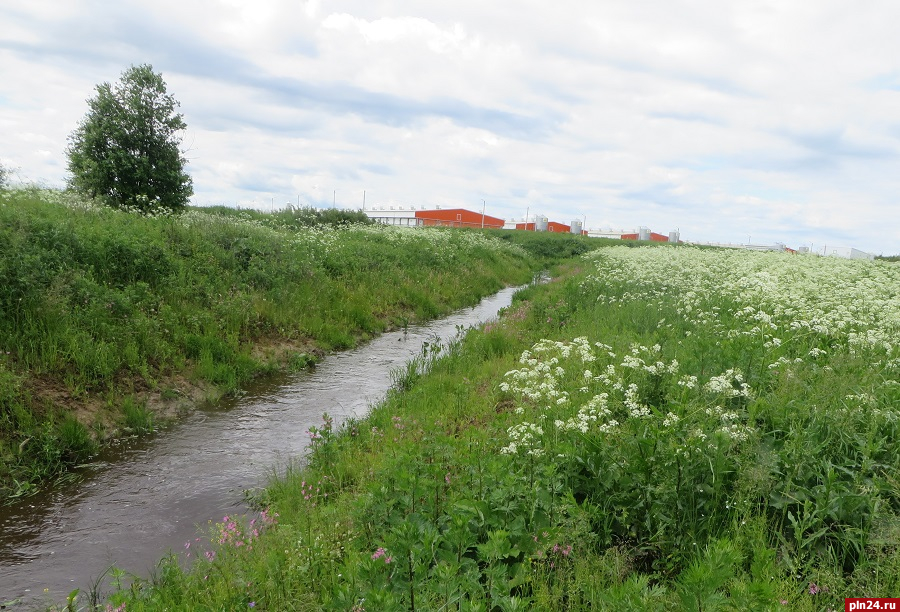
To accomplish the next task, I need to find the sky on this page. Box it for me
[2,1,899,255]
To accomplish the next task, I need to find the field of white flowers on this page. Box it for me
[586,247,899,357]
[500,247,899,448]
[491,246,900,607]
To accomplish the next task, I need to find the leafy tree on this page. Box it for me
[66,64,192,212]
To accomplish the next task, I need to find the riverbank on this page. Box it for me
[103,247,900,610]
[1,188,587,501]
[1,285,530,609]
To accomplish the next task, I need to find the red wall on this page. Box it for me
[547,221,571,233]
[515,222,580,233]
[622,232,670,242]
[416,208,505,229]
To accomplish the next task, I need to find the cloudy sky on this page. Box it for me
[2,1,899,254]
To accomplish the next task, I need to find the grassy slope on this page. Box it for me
[1,188,583,499]
[106,247,900,611]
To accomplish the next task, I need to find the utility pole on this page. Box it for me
[481,199,486,228]
[363,190,366,210]
[525,206,529,231]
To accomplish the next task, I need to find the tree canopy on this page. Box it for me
[66,64,192,213]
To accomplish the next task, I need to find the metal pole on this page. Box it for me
[525,206,529,231]
[363,190,366,210]
[481,199,485,228]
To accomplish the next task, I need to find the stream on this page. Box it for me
[0,286,521,608]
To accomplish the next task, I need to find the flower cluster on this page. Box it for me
[555,393,613,434]
[497,331,761,460]
[217,515,256,548]
[500,422,545,457]
[371,547,393,564]
[306,412,334,443]
[704,369,752,399]
[299,479,326,507]
[213,507,278,552]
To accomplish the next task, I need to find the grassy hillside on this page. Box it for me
[0,188,542,499]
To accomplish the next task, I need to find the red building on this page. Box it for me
[415,208,505,229]
[621,232,670,242]
[513,221,577,232]
[365,206,585,235]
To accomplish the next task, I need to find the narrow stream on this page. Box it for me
[0,286,521,608]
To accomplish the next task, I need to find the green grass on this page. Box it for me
[0,187,547,500]
[121,397,155,434]
[101,247,900,611]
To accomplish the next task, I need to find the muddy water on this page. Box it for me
[0,286,520,607]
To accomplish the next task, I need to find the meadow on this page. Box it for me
[99,245,900,611]
[0,188,545,500]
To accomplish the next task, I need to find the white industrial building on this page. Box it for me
[820,246,875,260]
